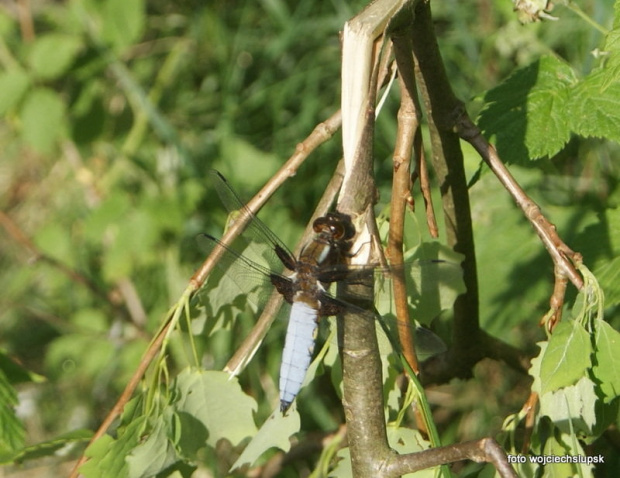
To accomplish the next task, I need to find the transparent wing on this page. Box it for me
[196,233,292,318]
[208,170,295,270]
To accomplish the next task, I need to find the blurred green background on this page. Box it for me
[1,0,619,475]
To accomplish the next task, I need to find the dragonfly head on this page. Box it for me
[312,212,355,244]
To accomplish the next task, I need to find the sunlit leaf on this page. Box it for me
[231,408,300,470]
[529,341,547,395]
[592,321,620,403]
[594,256,620,308]
[33,221,76,267]
[478,56,577,163]
[540,320,591,394]
[80,417,146,478]
[19,87,67,153]
[0,369,24,455]
[542,431,593,477]
[539,376,597,436]
[46,334,116,380]
[567,69,620,143]
[127,417,178,478]
[171,368,257,449]
[387,426,431,454]
[406,243,465,325]
[0,70,30,115]
[100,0,145,51]
[28,34,82,80]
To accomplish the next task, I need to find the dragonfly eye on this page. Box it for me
[313,212,355,241]
[312,217,329,234]
[329,222,345,239]
[329,212,355,240]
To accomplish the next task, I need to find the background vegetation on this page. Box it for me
[1,0,619,476]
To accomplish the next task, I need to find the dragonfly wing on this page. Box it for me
[373,257,465,326]
[311,251,462,361]
[208,170,296,271]
[317,242,465,326]
[318,295,448,360]
[197,233,293,318]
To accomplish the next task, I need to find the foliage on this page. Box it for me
[0,0,620,477]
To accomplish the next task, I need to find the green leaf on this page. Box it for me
[19,87,67,154]
[173,411,208,460]
[0,70,31,115]
[33,221,76,267]
[540,320,591,394]
[101,0,145,51]
[126,418,178,478]
[592,321,620,403]
[567,69,620,143]
[542,431,593,477]
[231,408,300,470]
[0,429,92,464]
[82,192,131,243]
[602,0,620,69]
[529,341,547,395]
[331,447,352,478]
[71,308,109,334]
[28,34,82,80]
[590,398,620,443]
[0,369,25,455]
[199,241,273,319]
[478,56,577,163]
[80,417,147,478]
[171,368,257,449]
[387,426,430,455]
[594,256,620,308]
[102,209,159,281]
[216,136,283,191]
[539,376,598,436]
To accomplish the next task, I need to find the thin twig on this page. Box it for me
[390,30,440,439]
[455,113,583,332]
[522,392,539,454]
[415,140,439,238]
[388,30,422,375]
[456,115,583,291]
[17,0,35,42]
[541,264,570,332]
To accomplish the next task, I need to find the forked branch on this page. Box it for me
[455,114,583,331]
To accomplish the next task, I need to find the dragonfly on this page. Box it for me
[200,170,461,412]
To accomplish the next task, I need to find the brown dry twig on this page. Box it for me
[455,112,584,332]
[387,29,423,375]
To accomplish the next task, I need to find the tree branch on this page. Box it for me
[410,1,483,382]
